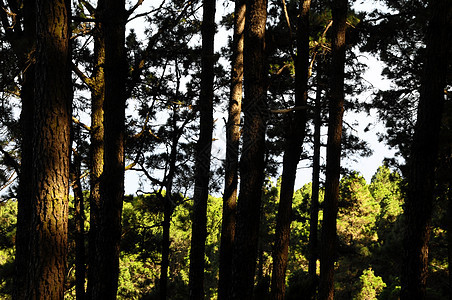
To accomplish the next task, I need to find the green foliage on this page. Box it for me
[0,200,16,298]
[354,268,386,300]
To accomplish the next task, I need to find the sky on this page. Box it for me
[123,0,397,196]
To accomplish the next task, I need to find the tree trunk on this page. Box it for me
[160,123,179,300]
[25,0,72,298]
[231,0,268,297]
[90,1,127,298]
[318,0,348,299]
[188,0,215,298]
[160,195,172,300]
[270,1,310,299]
[400,1,451,298]
[308,67,323,281]
[13,1,35,297]
[218,0,245,298]
[70,129,86,300]
[86,1,105,297]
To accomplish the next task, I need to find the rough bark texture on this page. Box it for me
[86,1,105,297]
[217,0,245,298]
[25,0,72,298]
[318,0,347,299]
[89,0,127,298]
[308,70,323,280]
[188,0,215,298]
[230,0,268,297]
[400,1,451,298]
[270,1,310,299]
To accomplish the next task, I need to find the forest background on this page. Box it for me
[0,0,451,299]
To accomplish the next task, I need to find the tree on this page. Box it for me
[0,0,35,298]
[90,0,127,297]
[270,0,311,298]
[218,0,245,298]
[231,0,268,297]
[188,0,216,298]
[319,0,348,299]
[24,0,72,297]
[401,0,452,298]
[69,126,87,300]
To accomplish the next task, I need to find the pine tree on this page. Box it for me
[25,0,72,297]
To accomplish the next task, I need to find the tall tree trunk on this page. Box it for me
[318,0,348,299]
[400,1,451,298]
[270,1,310,299]
[188,0,215,298]
[231,0,268,297]
[160,123,179,300]
[12,0,35,297]
[70,129,86,300]
[90,0,127,298]
[160,194,172,300]
[308,67,323,281]
[25,0,72,298]
[218,0,245,298]
[86,1,105,297]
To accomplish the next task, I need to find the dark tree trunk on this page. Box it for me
[13,6,35,299]
[160,195,172,300]
[160,124,179,300]
[86,1,106,297]
[231,0,268,297]
[270,1,310,299]
[318,0,348,299]
[400,1,451,299]
[218,0,245,298]
[90,0,127,298]
[70,129,86,300]
[308,68,323,281]
[25,0,72,298]
[188,0,215,298]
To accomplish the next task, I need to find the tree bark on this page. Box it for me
[25,0,72,298]
[230,0,268,297]
[218,0,245,298]
[188,0,216,298]
[318,0,348,299]
[270,1,310,299]
[400,1,451,299]
[86,1,105,297]
[89,0,127,298]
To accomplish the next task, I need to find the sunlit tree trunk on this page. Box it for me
[231,0,268,297]
[318,0,348,299]
[270,1,310,299]
[90,0,127,297]
[25,0,72,298]
[86,1,105,297]
[188,0,216,298]
[401,1,451,298]
[218,0,245,298]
